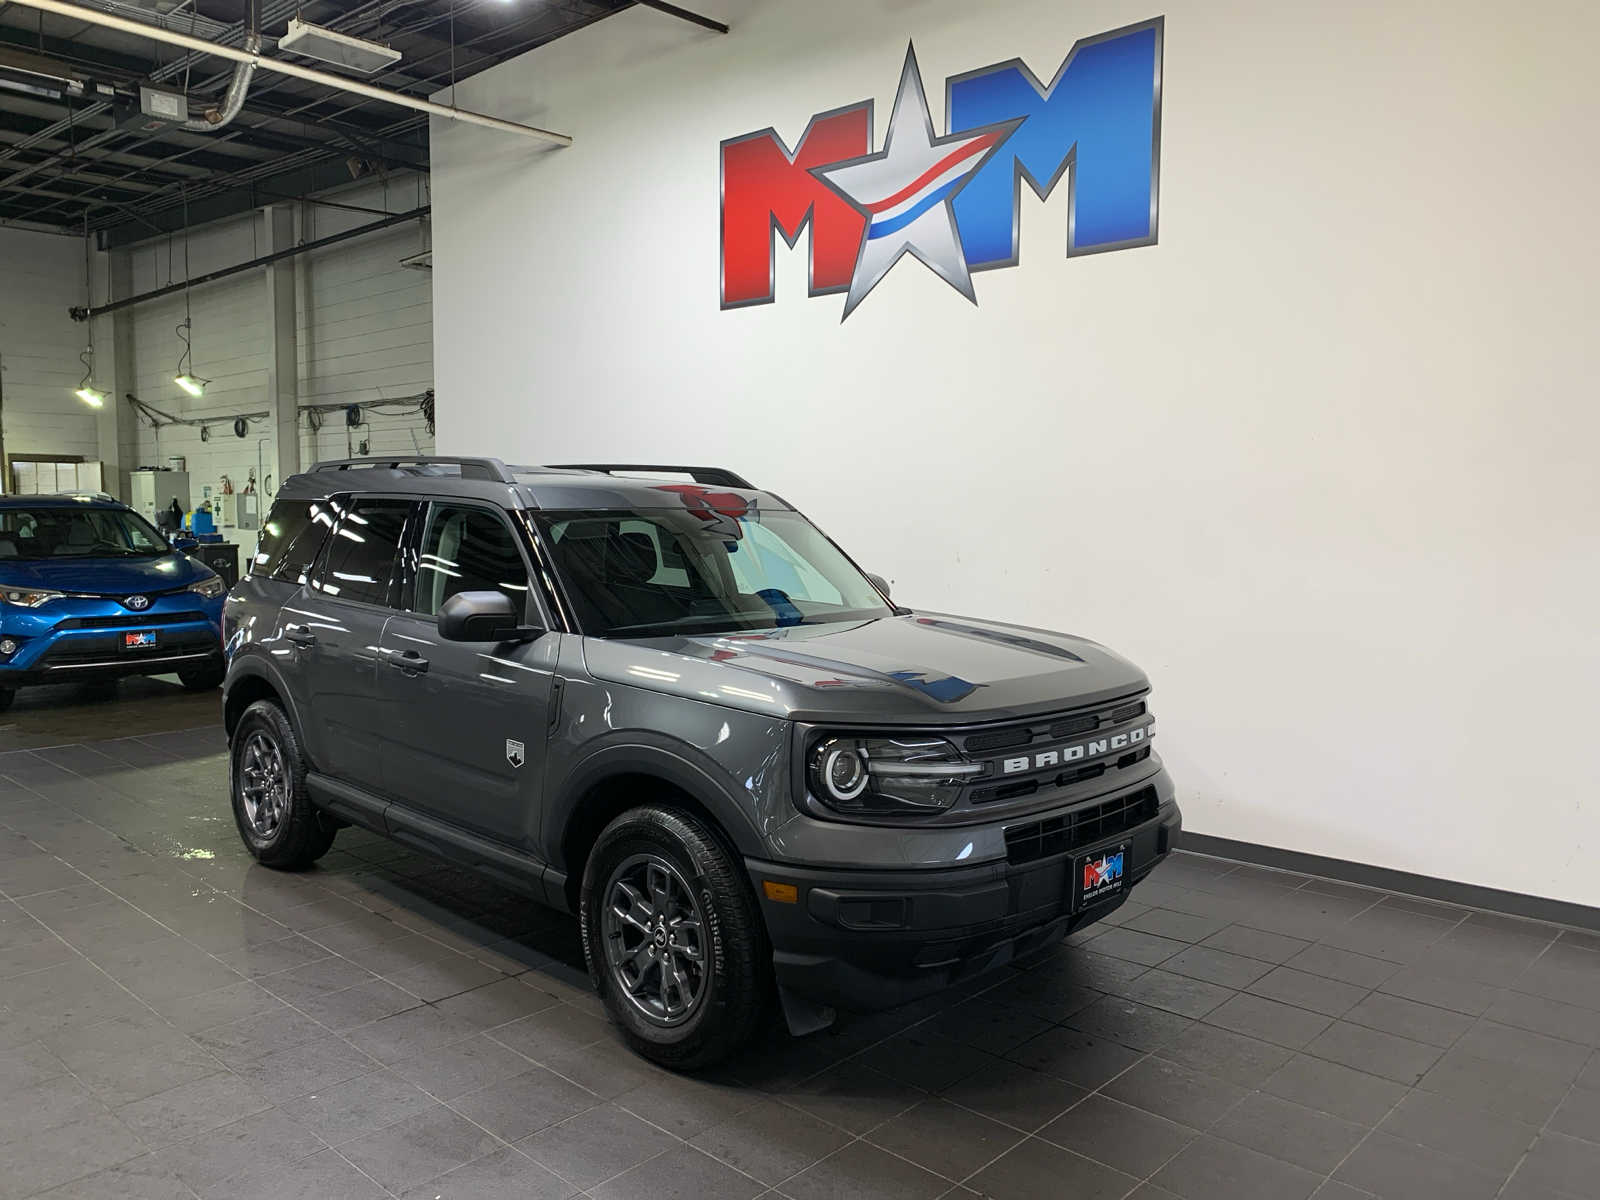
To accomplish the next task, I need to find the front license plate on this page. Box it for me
[1075,843,1129,910]
[124,631,157,649]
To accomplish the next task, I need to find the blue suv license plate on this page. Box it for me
[1075,843,1128,910]
[124,631,157,649]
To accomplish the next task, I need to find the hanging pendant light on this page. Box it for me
[173,188,210,399]
[173,317,210,397]
[74,347,106,407]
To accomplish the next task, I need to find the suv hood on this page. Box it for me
[2,552,212,595]
[584,612,1148,725]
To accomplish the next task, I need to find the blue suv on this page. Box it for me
[0,494,226,709]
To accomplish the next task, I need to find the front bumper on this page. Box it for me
[0,594,224,687]
[749,783,1182,1013]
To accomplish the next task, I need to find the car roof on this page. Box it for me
[274,458,790,512]
[0,493,129,510]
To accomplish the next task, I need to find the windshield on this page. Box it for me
[537,503,893,638]
[0,506,170,560]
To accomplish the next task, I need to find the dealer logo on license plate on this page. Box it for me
[1082,850,1125,903]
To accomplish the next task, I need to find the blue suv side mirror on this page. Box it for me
[171,534,199,552]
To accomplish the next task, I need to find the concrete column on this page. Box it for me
[94,248,139,503]
[263,205,299,494]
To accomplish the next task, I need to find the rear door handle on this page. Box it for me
[382,648,429,674]
[284,624,317,647]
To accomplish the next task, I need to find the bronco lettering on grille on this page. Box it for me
[1003,726,1147,775]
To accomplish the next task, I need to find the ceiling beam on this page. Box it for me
[96,155,423,246]
[635,1,728,35]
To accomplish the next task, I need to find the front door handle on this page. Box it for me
[383,648,430,675]
[284,624,317,647]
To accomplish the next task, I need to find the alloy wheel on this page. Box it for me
[601,852,709,1026]
[238,730,288,838]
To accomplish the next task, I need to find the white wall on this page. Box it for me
[125,174,436,538]
[0,227,101,467]
[430,0,1600,906]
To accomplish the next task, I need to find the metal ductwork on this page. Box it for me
[183,0,258,132]
[8,0,572,145]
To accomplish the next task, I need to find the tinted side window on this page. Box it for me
[251,499,329,584]
[310,499,412,606]
[413,504,530,616]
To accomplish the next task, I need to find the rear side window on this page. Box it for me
[310,498,412,607]
[251,499,329,584]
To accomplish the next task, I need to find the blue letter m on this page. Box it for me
[947,19,1162,270]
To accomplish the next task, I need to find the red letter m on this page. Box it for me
[720,103,871,309]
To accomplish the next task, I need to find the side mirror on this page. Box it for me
[438,590,540,643]
[171,535,199,553]
[866,572,892,599]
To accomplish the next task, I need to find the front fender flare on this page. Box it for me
[545,733,769,881]
[223,651,307,745]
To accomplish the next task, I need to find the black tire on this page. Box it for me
[178,661,225,691]
[0,688,13,712]
[580,806,769,1070]
[229,699,336,869]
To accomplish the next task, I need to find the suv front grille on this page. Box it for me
[54,611,207,630]
[959,692,1155,808]
[964,727,1033,752]
[1048,713,1100,739]
[953,692,1149,761]
[1003,786,1159,865]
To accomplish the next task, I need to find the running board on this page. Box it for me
[308,772,560,908]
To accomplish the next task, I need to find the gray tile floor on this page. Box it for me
[1,727,1598,1200]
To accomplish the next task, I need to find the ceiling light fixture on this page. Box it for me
[174,371,208,398]
[173,315,209,398]
[278,19,402,74]
[74,347,106,406]
[172,194,210,400]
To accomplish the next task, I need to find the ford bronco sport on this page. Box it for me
[223,457,1181,1067]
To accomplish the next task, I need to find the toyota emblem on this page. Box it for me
[125,594,151,611]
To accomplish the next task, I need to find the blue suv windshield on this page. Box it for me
[0,507,169,560]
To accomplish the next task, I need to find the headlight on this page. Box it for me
[807,734,982,815]
[1,587,64,608]
[187,576,226,598]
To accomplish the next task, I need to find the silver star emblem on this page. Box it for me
[815,45,1017,321]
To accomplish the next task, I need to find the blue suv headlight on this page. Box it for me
[1,587,64,608]
[187,576,226,599]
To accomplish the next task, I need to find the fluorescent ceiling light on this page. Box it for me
[278,19,402,74]
[175,374,208,397]
[75,385,107,407]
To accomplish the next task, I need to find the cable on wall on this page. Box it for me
[127,389,435,440]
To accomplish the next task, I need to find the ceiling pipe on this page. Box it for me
[636,1,730,36]
[69,204,429,321]
[6,0,572,146]
[184,0,259,132]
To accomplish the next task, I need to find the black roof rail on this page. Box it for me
[548,463,756,490]
[310,456,515,483]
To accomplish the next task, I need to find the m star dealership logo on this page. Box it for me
[719,18,1163,320]
[816,49,1016,319]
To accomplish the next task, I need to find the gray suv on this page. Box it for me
[223,457,1181,1067]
